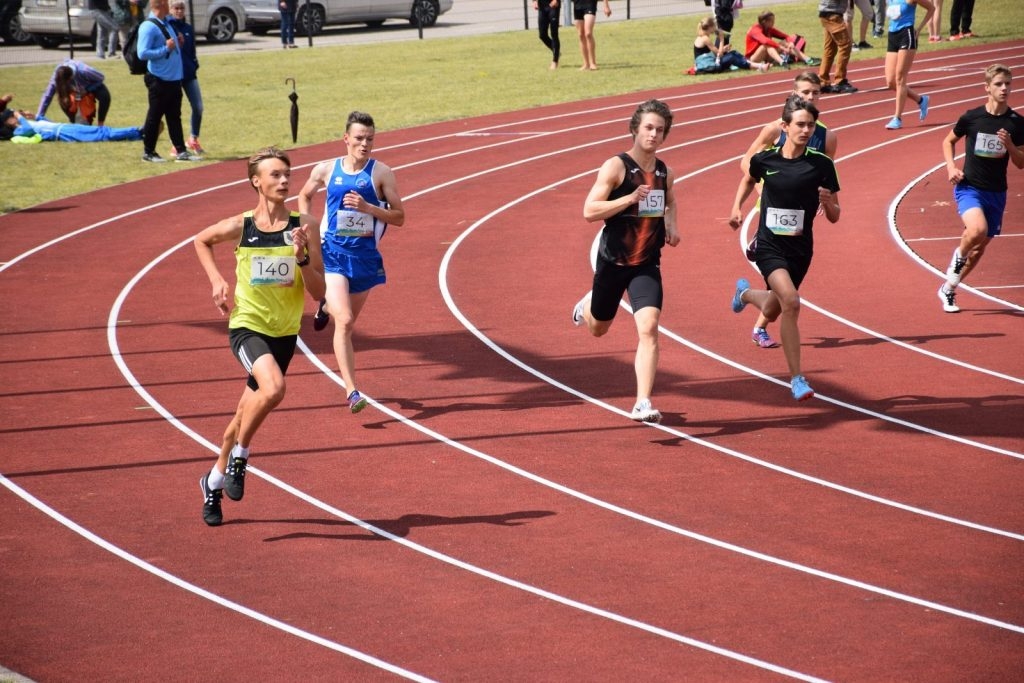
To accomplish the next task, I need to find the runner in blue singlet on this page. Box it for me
[298,111,406,414]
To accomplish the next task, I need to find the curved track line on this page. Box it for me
[0,476,435,683]
[86,240,831,681]
[887,158,1024,312]
[440,182,1024,538]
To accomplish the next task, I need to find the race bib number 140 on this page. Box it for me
[250,255,296,287]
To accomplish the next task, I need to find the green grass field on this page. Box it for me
[2,0,1021,213]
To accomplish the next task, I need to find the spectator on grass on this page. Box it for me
[818,0,858,94]
[533,0,561,69]
[745,11,820,68]
[138,0,193,162]
[279,0,297,48]
[847,0,874,48]
[36,60,111,126]
[573,0,611,71]
[948,0,974,40]
[167,0,205,155]
[692,15,769,73]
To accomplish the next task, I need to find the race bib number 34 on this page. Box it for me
[638,189,665,218]
[250,255,296,287]
[336,209,374,237]
[766,207,805,236]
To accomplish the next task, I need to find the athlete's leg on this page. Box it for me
[632,305,660,402]
[892,49,920,119]
[953,207,991,284]
[215,354,286,473]
[325,272,370,396]
[765,269,803,378]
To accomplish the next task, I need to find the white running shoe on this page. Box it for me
[630,399,662,424]
[571,293,590,327]
[938,285,960,313]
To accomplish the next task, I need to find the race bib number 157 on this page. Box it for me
[638,189,665,218]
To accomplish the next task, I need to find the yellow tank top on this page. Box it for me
[229,211,306,337]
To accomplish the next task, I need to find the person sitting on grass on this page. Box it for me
[691,15,770,74]
[745,10,820,68]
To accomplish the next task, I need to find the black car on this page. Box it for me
[1,0,32,44]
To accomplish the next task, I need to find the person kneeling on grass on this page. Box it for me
[193,146,325,527]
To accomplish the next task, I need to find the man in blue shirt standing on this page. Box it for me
[137,0,195,162]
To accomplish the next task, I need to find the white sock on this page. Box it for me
[207,466,225,490]
[231,443,250,460]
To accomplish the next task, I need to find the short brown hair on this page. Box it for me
[247,146,291,189]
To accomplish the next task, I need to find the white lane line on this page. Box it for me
[89,240,829,681]
[887,159,1024,313]
[0,476,436,683]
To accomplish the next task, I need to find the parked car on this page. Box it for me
[243,0,452,36]
[19,0,245,48]
[1,0,33,44]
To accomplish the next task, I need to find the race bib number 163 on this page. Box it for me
[766,207,805,236]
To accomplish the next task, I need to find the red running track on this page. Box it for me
[2,42,1022,681]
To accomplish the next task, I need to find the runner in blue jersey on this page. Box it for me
[298,111,406,413]
[739,71,838,349]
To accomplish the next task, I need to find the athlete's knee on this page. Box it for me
[588,320,612,337]
[778,291,801,314]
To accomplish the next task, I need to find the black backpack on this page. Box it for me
[123,18,172,75]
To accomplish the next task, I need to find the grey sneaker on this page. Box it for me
[200,474,223,526]
[142,152,166,163]
[630,399,662,424]
[223,454,248,501]
[175,151,201,162]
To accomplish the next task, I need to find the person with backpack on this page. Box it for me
[135,0,195,162]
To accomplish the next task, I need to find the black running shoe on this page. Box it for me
[224,454,248,501]
[200,475,223,526]
[312,298,330,331]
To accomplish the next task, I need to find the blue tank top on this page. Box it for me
[778,120,829,153]
[322,157,385,255]
[887,0,917,32]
